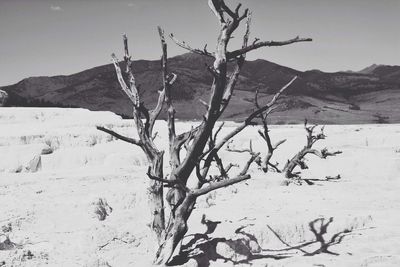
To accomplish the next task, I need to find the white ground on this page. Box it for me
[0,107,399,267]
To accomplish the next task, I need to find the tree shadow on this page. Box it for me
[169,216,359,266]
[302,175,342,185]
[168,216,288,266]
[265,217,358,256]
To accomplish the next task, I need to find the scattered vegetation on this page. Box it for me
[373,113,389,124]
[93,198,113,221]
[4,91,78,108]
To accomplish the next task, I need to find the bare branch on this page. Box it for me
[183,126,197,151]
[307,148,342,159]
[267,76,298,107]
[149,89,165,126]
[226,140,263,172]
[122,35,139,98]
[244,74,297,126]
[224,163,238,174]
[252,37,260,45]
[158,27,178,165]
[213,122,225,142]
[213,151,228,179]
[148,75,172,134]
[147,48,177,135]
[219,14,251,115]
[195,162,208,184]
[111,53,137,106]
[226,140,252,154]
[96,126,141,146]
[220,1,235,19]
[220,58,244,114]
[241,11,252,48]
[228,36,313,59]
[268,162,281,173]
[239,152,261,176]
[253,77,297,172]
[147,167,190,192]
[169,33,214,58]
[208,0,226,23]
[238,8,249,22]
[214,76,296,173]
[152,132,159,141]
[192,174,251,197]
[175,126,200,150]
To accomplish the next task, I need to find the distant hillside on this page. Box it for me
[358,64,381,74]
[1,53,399,124]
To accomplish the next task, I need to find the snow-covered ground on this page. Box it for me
[0,107,399,267]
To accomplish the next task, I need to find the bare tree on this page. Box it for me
[98,0,311,264]
[226,77,297,172]
[253,77,298,172]
[283,120,342,184]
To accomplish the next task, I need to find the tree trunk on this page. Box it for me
[153,194,196,265]
[148,153,166,244]
[283,149,306,178]
[262,151,273,172]
[284,160,297,178]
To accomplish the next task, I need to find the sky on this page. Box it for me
[0,0,399,86]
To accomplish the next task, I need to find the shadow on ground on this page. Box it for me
[169,216,358,266]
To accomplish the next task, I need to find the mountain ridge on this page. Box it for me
[2,53,399,124]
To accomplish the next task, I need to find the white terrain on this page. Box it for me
[0,107,399,267]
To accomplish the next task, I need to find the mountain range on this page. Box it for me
[1,53,399,124]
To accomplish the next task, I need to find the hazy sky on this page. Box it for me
[0,0,399,86]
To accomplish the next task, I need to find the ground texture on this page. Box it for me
[0,108,399,267]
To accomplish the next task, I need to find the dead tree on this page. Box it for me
[97,32,170,244]
[98,0,311,264]
[283,120,342,183]
[254,78,297,172]
[226,77,296,172]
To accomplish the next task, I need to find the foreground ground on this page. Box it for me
[0,108,399,267]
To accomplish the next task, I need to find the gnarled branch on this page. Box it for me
[283,121,342,181]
